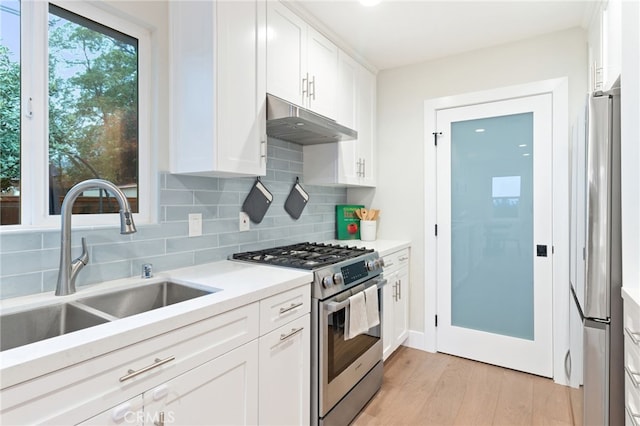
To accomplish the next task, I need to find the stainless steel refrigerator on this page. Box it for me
[569,85,623,426]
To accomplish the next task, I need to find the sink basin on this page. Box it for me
[77,281,216,319]
[0,303,110,352]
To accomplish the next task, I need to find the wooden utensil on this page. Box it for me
[355,209,362,220]
[360,208,368,220]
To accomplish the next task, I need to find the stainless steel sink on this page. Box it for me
[0,282,218,352]
[76,281,216,319]
[0,303,110,352]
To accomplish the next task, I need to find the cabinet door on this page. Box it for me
[169,1,266,177]
[216,0,267,176]
[77,396,143,426]
[144,340,259,426]
[306,27,338,119]
[394,266,409,347]
[356,65,377,187]
[267,1,307,107]
[259,314,310,426]
[382,270,398,361]
[336,51,360,184]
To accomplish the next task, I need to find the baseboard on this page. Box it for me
[401,330,427,352]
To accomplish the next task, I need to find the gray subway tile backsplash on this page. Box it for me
[0,139,347,299]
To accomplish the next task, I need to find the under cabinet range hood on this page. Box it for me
[266,94,357,145]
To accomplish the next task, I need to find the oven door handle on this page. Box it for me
[324,277,387,313]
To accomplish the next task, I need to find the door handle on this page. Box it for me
[536,245,547,257]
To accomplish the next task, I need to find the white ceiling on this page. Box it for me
[291,0,594,71]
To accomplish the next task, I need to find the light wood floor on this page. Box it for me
[352,346,576,426]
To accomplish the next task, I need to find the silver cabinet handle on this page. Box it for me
[302,73,309,98]
[626,366,640,388]
[627,406,640,426]
[309,75,316,100]
[280,302,303,315]
[626,327,640,345]
[398,256,409,262]
[280,327,304,341]
[154,411,165,426]
[362,158,365,177]
[120,356,175,382]
[384,261,394,268]
[564,350,572,378]
[260,137,267,161]
[398,279,402,299]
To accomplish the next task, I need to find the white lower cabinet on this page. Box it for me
[145,340,259,426]
[258,313,310,426]
[78,396,143,426]
[623,289,640,426]
[1,284,311,426]
[382,248,410,360]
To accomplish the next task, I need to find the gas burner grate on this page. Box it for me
[231,242,374,270]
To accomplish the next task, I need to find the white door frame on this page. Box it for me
[423,78,569,385]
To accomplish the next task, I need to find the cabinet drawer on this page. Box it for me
[382,248,410,273]
[625,371,640,424]
[1,303,259,425]
[624,296,640,353]
[259,284,310,336]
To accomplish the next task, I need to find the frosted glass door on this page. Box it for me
[436,94,553,377]
[451,113,534,339]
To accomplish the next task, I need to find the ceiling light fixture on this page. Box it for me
[523,153,531,157]
[475,128,485,133]
[518,144,527,147]
[360,0,381,6]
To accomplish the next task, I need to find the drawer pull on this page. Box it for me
[626,366,640,388]
[626,327,640,345]
[398,256,409,262]
[280,327,304,341]
[120,356,175,382]
[627,406,640,426]
[280,302,303,315]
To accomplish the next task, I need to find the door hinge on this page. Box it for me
[552,246,555,254]
[583,247,586,260]
[435,315,438,327]
[432,131,442,146]
[434,224,438,236]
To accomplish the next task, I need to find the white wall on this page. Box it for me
[621,0,640,295]
[349,27,588,334]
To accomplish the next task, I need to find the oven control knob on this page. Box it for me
[322,275,334,288]
[377,258,385,268]
[333,273,344,285]
[366,260,376,271]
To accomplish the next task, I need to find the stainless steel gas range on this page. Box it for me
[232,242,385,426]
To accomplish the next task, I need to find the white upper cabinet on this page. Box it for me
[588,0,621,92]
[170,0,267,177]
[303,51,377,187]
[267,1,338,120]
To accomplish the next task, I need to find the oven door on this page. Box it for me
[319,275,386,417]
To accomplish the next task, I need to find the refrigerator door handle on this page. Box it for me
[584,94,612,320]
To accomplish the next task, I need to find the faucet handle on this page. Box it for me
[77,237,89,265]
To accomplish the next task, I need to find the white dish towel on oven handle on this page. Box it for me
[345,291,369,340]
[364,285,380,327]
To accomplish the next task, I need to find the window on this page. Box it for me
[0,0,151,227]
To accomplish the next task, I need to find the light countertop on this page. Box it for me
[0,260,312,389]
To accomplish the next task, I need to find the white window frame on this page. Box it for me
[10,0,154,230]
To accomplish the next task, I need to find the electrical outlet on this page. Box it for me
[188,213,202,237]
[239,212,250,232]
